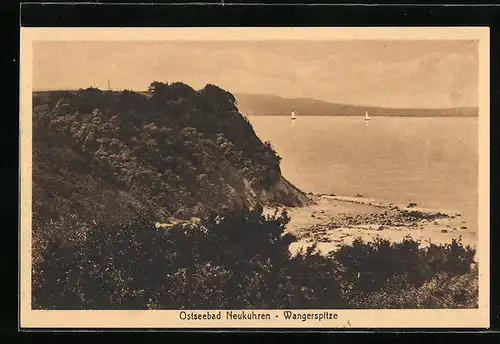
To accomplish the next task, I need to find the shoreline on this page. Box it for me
[245,114,478,118]
[264,193,477,257]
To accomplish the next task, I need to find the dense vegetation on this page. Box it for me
[33,83,290,224]
[32,83,309,261]
[33,207,477,310]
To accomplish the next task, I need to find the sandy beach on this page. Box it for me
[264,194,477,256]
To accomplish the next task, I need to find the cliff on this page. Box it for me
[32,83,309,239]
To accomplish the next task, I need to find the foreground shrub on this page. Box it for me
[33,208,306,309]
[32,209,477,310]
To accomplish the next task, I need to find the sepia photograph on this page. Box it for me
[19,27,490,328]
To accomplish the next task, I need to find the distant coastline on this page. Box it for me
[234,93,478,118]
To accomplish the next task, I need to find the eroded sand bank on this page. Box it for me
[265,194,477,256]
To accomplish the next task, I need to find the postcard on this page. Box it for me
[20,27,490,329]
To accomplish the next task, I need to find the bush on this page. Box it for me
[355,269,479,309]
[329,236,476,305]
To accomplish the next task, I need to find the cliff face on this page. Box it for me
[32,83,309,236]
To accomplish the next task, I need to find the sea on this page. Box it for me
[247,115,479,228]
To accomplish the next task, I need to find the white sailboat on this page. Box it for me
[364,110,371,121]
[291,110,296,120]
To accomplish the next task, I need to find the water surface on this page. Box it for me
[247,116,478,228]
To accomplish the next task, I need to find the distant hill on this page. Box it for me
[234,93,478,117]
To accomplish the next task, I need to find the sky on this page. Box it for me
[33,40,478,109]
